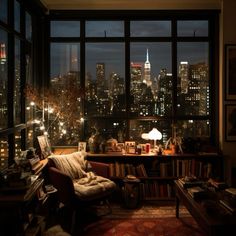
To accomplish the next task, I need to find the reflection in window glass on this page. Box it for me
[177,42,209,116]
[0,136,8,171]
[51,21,80,37]
[130,42,172,116]
[131,21,171,37]
[85,43,125,117]
[176,120,210,138]
[84,119,127,145]
[0,0,7,23]
[86,21,124,37]
[14,38,21,124]
[130,120,172,145]
[15,130,22,158]
[26,126,34,148]
[177,21,208,37]
[14,0,20,32]
[25,11,32,41]
[50,43,81,146]
[0,30,8,130]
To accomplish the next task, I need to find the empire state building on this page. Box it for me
[143,49,151,87]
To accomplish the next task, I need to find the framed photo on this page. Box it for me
[225,104,236,141]
[225,44,236,100]
[125,141,136,154]
[37,135,52,159]
[116,143,125,152]
[78,142,87,152]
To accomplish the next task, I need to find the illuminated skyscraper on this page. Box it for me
[144,49,151,86]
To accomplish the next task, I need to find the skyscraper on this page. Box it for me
[144,49,151,87]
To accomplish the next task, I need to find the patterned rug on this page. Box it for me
[80,202,207,236]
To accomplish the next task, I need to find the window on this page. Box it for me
[48,12,218,148]
[0,1,38,170]
[0,29,8,130]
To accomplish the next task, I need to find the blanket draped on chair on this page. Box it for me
[48,151,116,200]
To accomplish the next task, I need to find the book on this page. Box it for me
[219,199,236,214]
[225,188,236,196]
[187,186,206,199]
[178,177,204,189]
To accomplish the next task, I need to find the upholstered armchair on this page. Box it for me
[46,151,116,234]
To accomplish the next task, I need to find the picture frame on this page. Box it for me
[125,141,136,154]
[78,142,87,152]
[225,44,236,100]
[225,104,236,141]
[116,143,125,152]
[37,135,52,159]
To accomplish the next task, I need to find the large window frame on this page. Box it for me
[0,0,46,170]
[47,10,219,149]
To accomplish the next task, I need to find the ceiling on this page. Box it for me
[40,0,221,10]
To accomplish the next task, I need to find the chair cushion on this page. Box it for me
[48,151,88,179]
[73,172,116,201]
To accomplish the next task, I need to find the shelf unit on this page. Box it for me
[87,153,224,201]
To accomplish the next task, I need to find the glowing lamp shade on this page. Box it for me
[148,128,162,148]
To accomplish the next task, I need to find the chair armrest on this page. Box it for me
[48,166,75,205]
[89,161,110,178]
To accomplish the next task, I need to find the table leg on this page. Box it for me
[176,195,179,218]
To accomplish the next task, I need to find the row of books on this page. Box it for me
[109,162,148,178]
[108,159,214,178]
[140,182,174,199]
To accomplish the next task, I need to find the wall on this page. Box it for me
[220,0,236,184]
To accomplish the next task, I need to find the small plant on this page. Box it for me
[165,124,183,153]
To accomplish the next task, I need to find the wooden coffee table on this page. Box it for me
[174,180,236,236]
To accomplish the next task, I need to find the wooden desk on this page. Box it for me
[174,180,236,236]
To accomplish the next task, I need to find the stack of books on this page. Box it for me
[187,186,207,199]
[208,178,228,190]
[178,176,205,189]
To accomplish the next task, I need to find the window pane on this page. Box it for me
[0,0,7,23]
[177,42,209,116]
[85,43,125,116]
[0,136,8,171]
[50,43,81,146]
[14,0,20,32]
[177,21,208,37]
[51,21,80,37]
[131,21,171,37]
[130,42,172,116]
[14,38,21,124]
[84,119,127,149]
[25,11,32,41]
[86,21,124,37]
[0,30,8,130]
[130,120,172,145]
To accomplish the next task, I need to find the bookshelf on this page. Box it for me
[87,153,224,201]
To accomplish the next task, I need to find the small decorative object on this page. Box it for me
[106,137,118,152]
[165,125,183,154]
[78,142,87,152]
[88,126,103,153]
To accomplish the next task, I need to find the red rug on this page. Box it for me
[79,203,207,236]
[82,217,206,236]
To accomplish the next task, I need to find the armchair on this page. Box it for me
[46,151,116,234]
